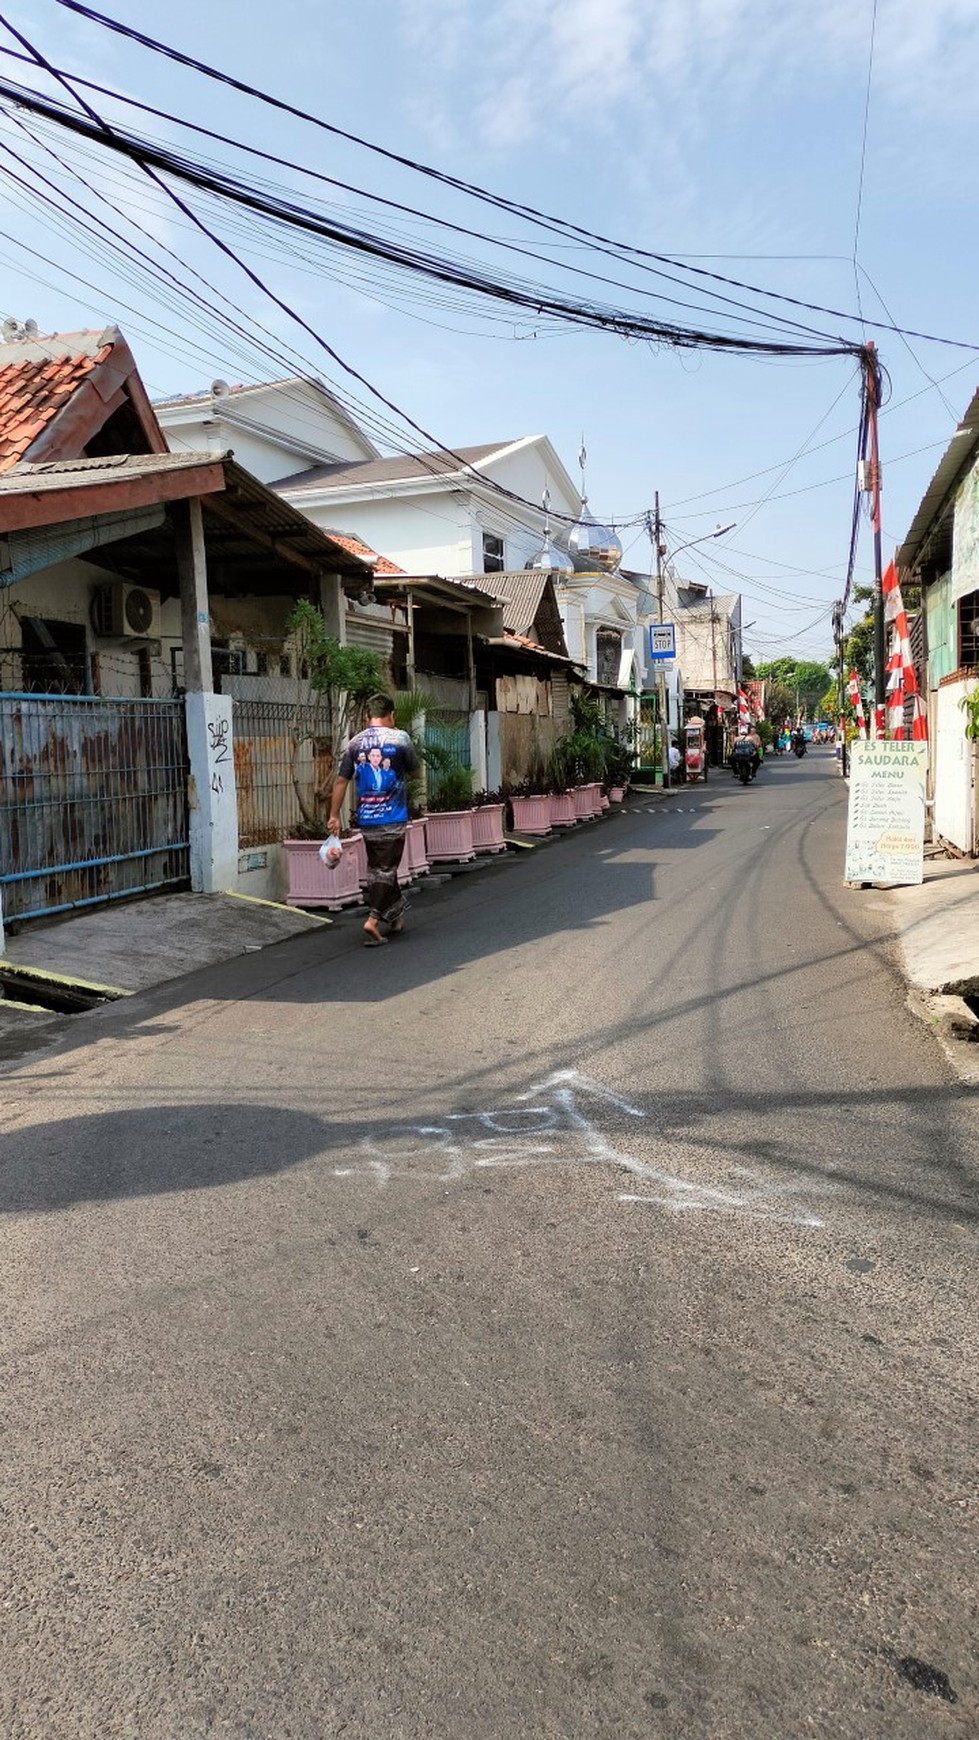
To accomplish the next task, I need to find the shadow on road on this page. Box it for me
[2,1077,976,1229]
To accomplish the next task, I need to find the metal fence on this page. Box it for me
[233,697,330,847]
[424,709,471,798]
[0,694,190,923]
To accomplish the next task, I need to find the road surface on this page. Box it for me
[2,753,976,1738]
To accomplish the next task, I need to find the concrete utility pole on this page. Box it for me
[647,506,738,785]
[652,492,671,789]
[865,344,887,733]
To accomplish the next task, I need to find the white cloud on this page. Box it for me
[398,0,979,155]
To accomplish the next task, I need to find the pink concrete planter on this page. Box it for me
[572,784,595,820]
[471,803,507,854]
[425,808,476,862]
[398,817,430,885]
[600,793,611,811]
[583,782,604,816]
[285,834,365,909]
[609,785,626,803]
[408,817,429,876]
[549,791,577,828]
[510,794,552,836]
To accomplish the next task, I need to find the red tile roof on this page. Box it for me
[0,341,111,473]
[325,530,405,575]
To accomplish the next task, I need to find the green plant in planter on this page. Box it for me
[285,599,386,835]
[961,686,979,741]
[603,737,633,789]
[426,761,474,813]
[393,687,450,816]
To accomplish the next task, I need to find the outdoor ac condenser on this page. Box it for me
[91,582,162,640]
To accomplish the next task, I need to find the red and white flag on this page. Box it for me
[847,669,867,738]
[881,560,926,742]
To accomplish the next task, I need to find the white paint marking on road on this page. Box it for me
[332,1070,824,1228]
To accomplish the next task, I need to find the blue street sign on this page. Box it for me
[647,623,676,661]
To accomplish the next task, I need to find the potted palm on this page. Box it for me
[547,744,577,828]
[424,762,477,861]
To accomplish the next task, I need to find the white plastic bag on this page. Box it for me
[318,834,343,868]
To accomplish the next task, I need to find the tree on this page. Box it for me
[765,681,794,734]
[755,658,830,718]
[286,599,386,832]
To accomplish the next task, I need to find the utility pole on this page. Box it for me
[651,492,670,789]
[865,343,886,735]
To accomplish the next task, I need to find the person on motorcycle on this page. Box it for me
[791,727,807,757]
[731,729,759,781]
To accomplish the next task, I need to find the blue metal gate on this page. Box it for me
[424,710,471,799]
[0,694,190,923]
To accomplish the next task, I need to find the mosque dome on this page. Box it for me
[526,533,574,573]
[567,500,623,573]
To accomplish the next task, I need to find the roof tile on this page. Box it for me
[0,348,101,472]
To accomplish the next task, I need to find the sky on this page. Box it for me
[2,0,979,666]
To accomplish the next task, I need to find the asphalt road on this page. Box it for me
[2,753,977,1740]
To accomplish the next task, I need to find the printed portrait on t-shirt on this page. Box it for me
[338,725,419,827]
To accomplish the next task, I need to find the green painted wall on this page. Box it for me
[925,571,956,685]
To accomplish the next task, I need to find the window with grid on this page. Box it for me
[959,590,979,668]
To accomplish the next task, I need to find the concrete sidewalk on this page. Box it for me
[883,855,979,1081]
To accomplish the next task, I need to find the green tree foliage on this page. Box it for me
[764,681,795,731]
[755,657,831,718]
[286,599,386,831]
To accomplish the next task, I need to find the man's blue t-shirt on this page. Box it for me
[338,725,419,828]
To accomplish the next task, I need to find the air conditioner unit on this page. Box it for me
[91,582,161,640]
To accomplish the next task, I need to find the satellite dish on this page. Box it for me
[23,318,38,336]
[2,318,20,340]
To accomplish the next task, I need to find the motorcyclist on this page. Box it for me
[731,729,759,781]
[791,726,807,757]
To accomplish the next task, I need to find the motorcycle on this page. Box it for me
[731,744,757,784]
[792,739,807,759]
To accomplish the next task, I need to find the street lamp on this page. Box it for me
[646,500,736,787]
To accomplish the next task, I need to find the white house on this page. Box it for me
[155,376,379,481]
[154,374,649,731]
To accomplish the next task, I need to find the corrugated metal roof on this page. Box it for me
[0,451,367,574]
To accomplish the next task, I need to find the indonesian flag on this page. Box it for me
[847,670,867,738]
[738,687,751,732]
[881,560,927,742]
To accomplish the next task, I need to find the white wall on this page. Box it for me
[290,490,474,577]
[934,678,977,853]
[157,381,375,483]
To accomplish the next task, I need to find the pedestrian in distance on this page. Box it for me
[328,694,420,947]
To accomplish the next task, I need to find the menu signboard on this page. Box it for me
[844,742,927,885]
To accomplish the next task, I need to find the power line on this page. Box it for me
[31,0,979,356]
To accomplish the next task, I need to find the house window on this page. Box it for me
[596,628,622,688]
[18,616,88,694]
[482,532,505,573]
[959,590,979,668]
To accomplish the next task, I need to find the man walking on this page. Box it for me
[328,694,420,946]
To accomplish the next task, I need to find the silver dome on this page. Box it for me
[527,534,574,574]
[567,501,623,573]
